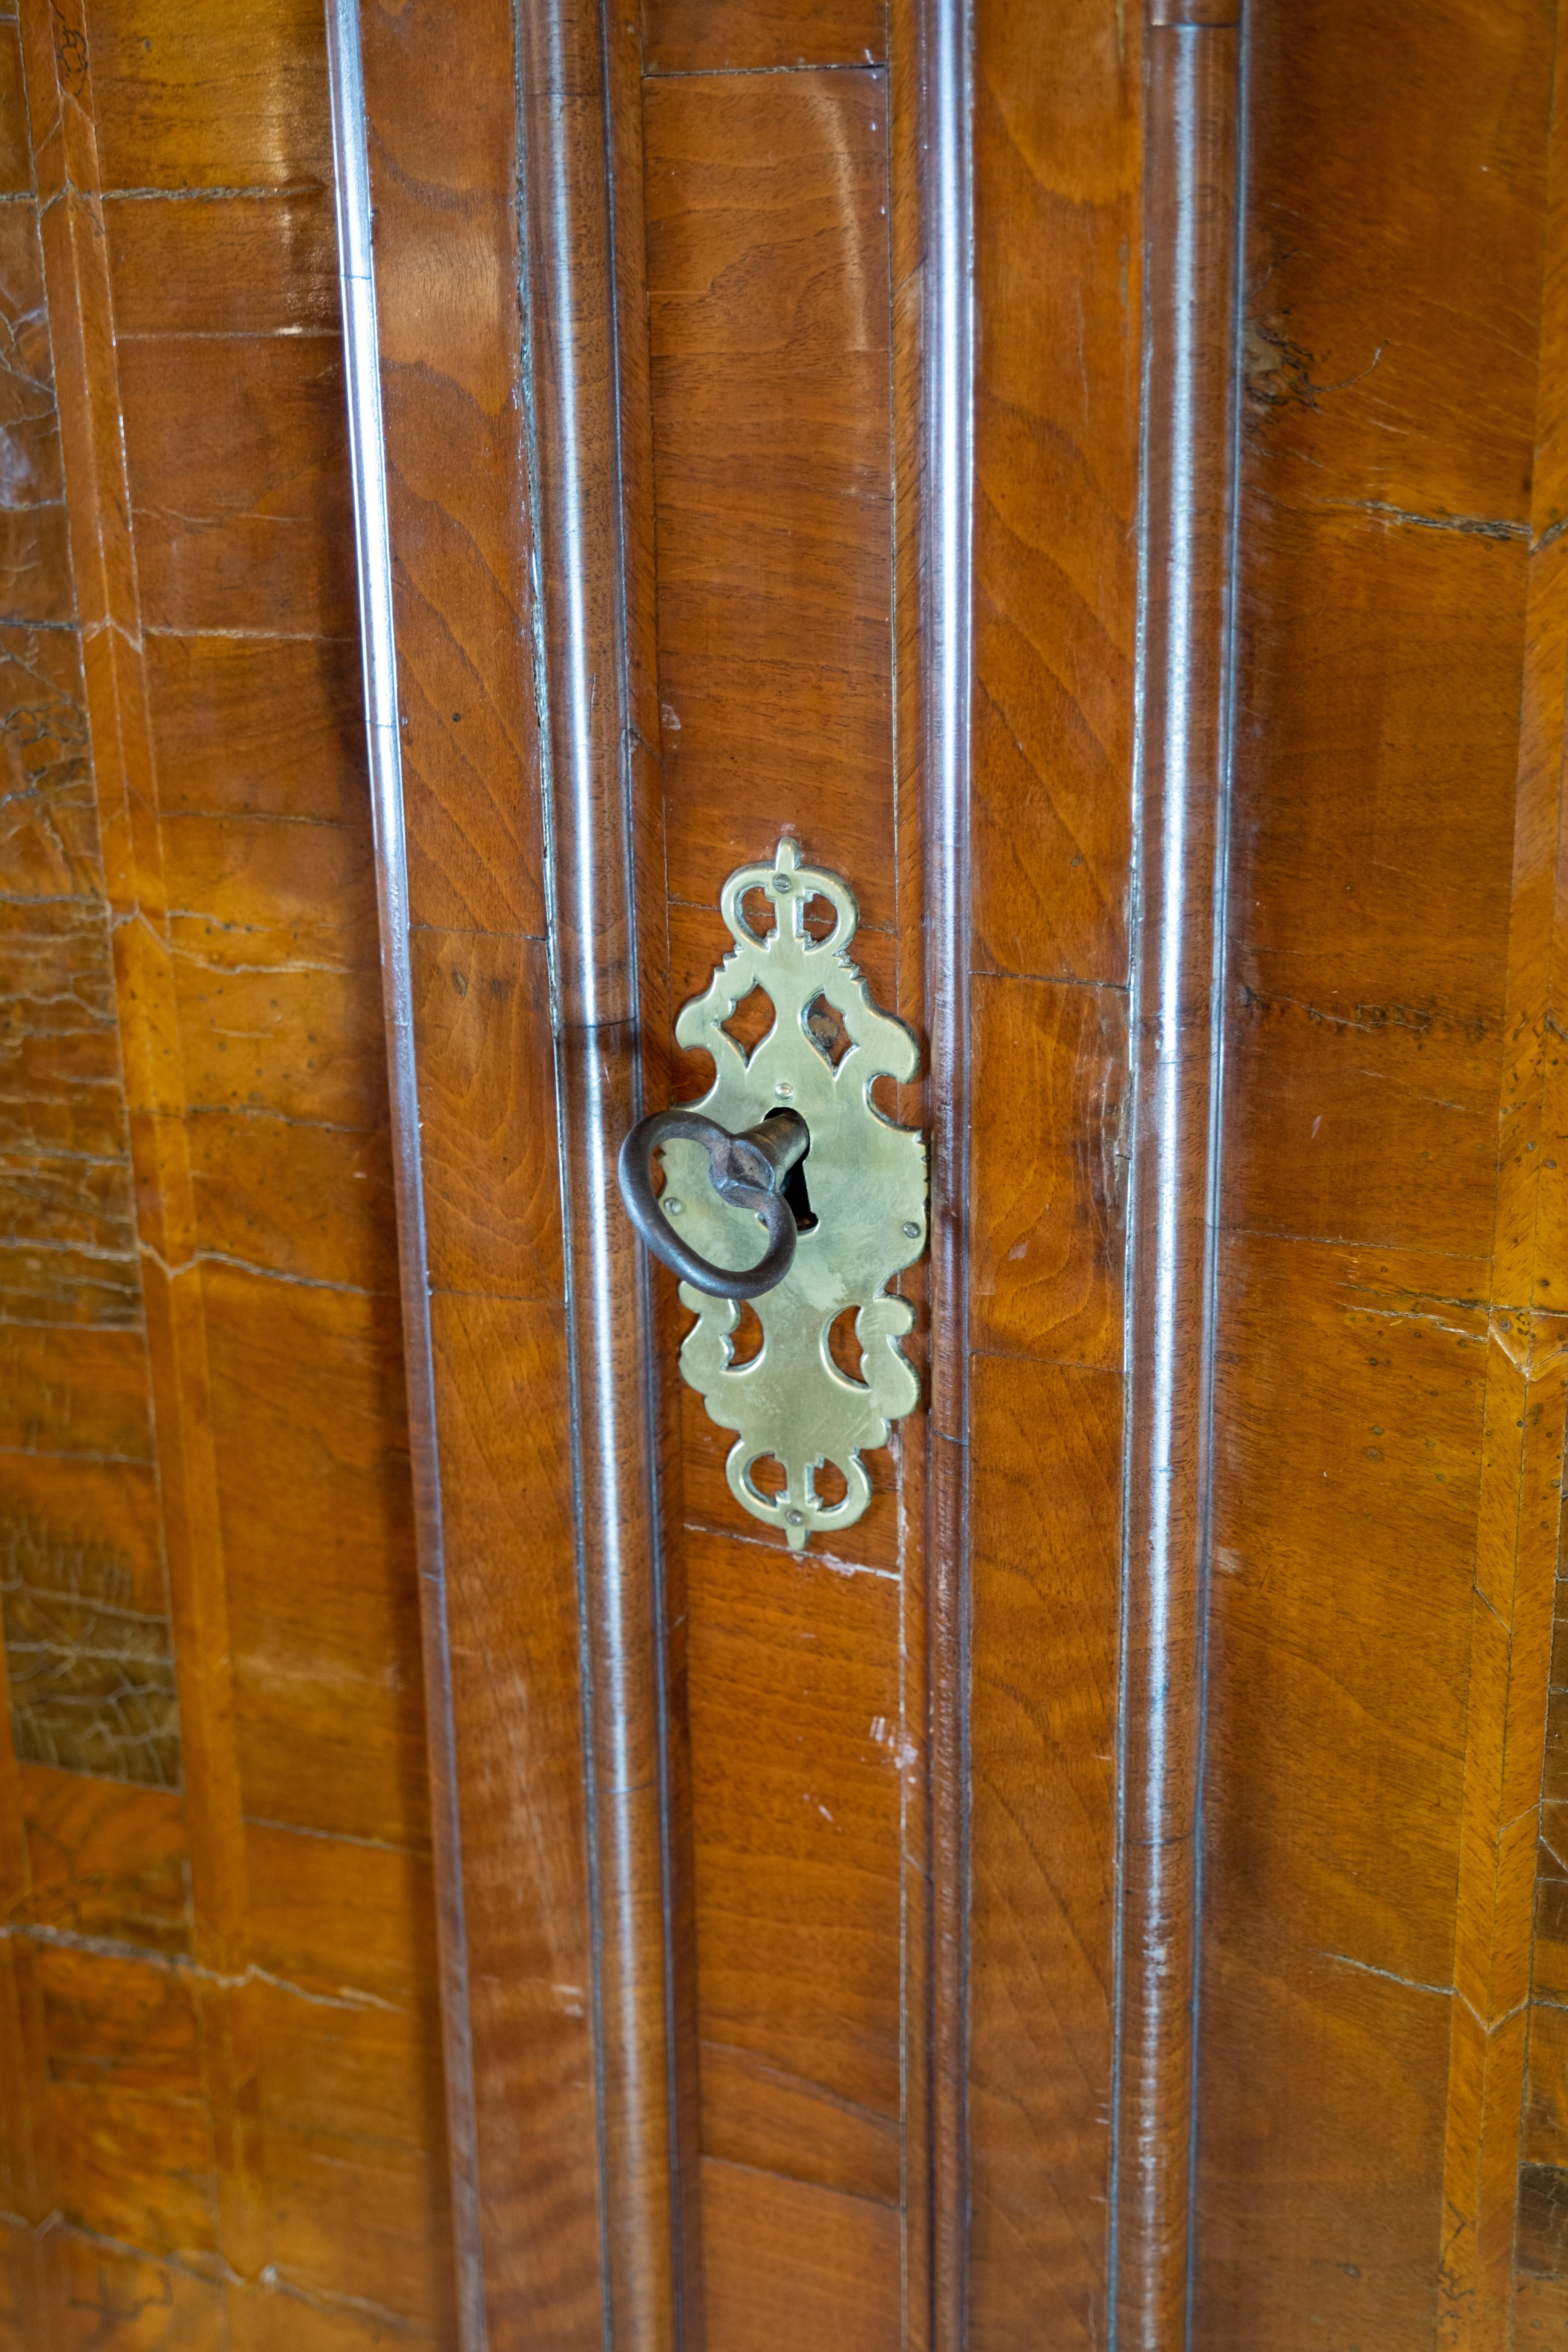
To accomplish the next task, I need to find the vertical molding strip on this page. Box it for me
[516,2,681,2344]
[921,0,976,2341]
[1113,6,1242,2345]
[323,11,487,2345]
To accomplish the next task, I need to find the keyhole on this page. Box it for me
[766,1106,817,1233]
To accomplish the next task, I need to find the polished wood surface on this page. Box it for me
[517,0,681,2341]
[1493,17,1568,2336]
[1117,19,1238,2346]
[645,30,916,2348]
[1197,1,1559,2346]
[896,5,956,2339]
[963,0,1139,2344]
[0,0,451,2343]
[16,0,1568,2346]
[356,2,603,2346]
[646,65,895,933]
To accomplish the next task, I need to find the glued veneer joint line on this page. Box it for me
[141,625,361,643]
[1315,495,1526,543]
[0,1921,405,2014]
[679,1517,900,1580]
[0,2213,431,2337]
[101,181,329,204]
[642,59,885,80]
[138,1242,391,1300]
[1319,1949,1533,2041]
[970,964,1131,991]
[240,1811,428,1856]
[115,328,341,344]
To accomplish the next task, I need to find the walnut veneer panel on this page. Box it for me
[969,0,1139,991]
[358,0,603,2339]
[106,189,338,337]
[968,1355,1121,2347]
[86,0,334,192]
[1196,9,1556,2338]
[963,0,1139,2339]
[0,9,172,2337]
[969,975,1127,1372]
[0,0,454,2341]
[643,49,932,2346]
[0,188,155,1787]
[645,68,896,931]
[642,0,885,73]
[427,1294,600,2349]
[639,46,959,2343]
[686,1527,902,2321]
[700,2155,900,2349]
[1202,1240,1491,2341]
[1509,22,1568,2327]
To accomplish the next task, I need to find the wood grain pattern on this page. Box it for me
[968,1356,1120,2349]
[2,1466,177,1787]
[686,1528,902,2217]
[0,1560,67,2347]
[969,975,1126,1370]
[0,9,155,2340]
[699,2156,900,2352]
[1202,1239,1491,2344]
[408,929,561,1302]
[641,0,885,74]
[29,3,1568,2342]
[959,10,1142,2337]
[645,9,1136,2341]
[204,1273,426,1847]
[427,1293,601,2350]
[1509,17,1568,2329]
[118,334,356,637]
[0,20,30,195]
[355,0,606,2339]
[106,189,338,337]
[644,69,896,932]
[86,0,334,192]
[1442,29,1568,2326]
[144,632,366,828]
[641,32,944,2349]
[363,0,544,944]
[969,0,1139,991]
[0,0,453,2343]
[1196,2,1558,2344]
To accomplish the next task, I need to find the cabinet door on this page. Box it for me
[346,0,1568,2346]
[8,0,1568,2347]
[343,1,1136,2344]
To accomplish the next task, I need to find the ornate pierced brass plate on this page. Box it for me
[654,836,926,1550]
